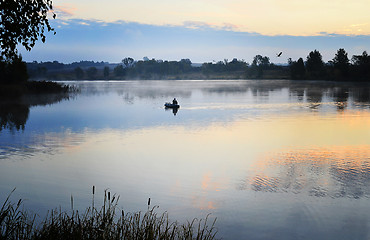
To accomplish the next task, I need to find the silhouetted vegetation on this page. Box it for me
[25,49,370,81]
[350,51,370,81]
[86,67,98,79]
[103,66,110,79]
[0,0,55,60]
[305,50,325,79]
[0,55,29,84]
[0,189,218,240]
[288,58,305,80]
[0,55,70,98]
[0,0,77,96]
[330,48,350,80]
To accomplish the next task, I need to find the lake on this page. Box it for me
[0,80,369,239]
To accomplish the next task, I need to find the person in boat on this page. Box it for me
[172,98,178,105]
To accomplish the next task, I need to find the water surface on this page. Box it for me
[0,80,369,239]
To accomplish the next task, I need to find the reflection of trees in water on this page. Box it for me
[305,88,323,103]
[239,147,370,199]
[289,87,305,102]
[119,89,191,102]
[72,81,370,110]
[305,88,324,111]
[0,93,69,132]
[329,87,349,110]
[351,88,370,107]
[200,80,287,96]
[0,103,29,131]
[199,81,370,110]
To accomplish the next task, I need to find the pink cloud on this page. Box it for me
[54,5,77,18]
[182,21,241,32]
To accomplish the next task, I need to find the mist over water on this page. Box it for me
[0,80,369,239]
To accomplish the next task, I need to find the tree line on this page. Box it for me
[289,49,370,81]
[24,49,369,81]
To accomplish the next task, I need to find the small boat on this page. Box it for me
[164,102,180,108]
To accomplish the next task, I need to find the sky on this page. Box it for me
[20,0,370,64]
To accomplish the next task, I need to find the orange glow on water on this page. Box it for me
[245,145,370,197]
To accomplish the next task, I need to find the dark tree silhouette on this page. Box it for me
[86,67,98,79]
[288,57,305,80]
[122,57,135,68]
[74,67,84,79]
[103,66,110,79]
[352,51,370,66]
[252,55,270,67]
[305,50,325,79]
[331,48,349,78]
[250,55,270,78]
[180,58,192,72]
[114,65,125,77]
[332,48,349,67]
[351,51,370,81]
[0,55,28,83]
[0,0,56,60]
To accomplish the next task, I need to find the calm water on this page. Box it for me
[1,80,370,239]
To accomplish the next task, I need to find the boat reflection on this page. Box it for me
[165,106,179,115]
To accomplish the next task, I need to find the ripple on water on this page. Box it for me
[242,146,370,199]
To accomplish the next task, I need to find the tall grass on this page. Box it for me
[0,188,218,240]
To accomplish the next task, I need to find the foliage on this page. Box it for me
[23,50,370,81]
[305,50,325,79]
[86,67,98,79]
[0,189,219,240]
[24,81,70,94]
[103,66,110,79]
[288,57,305,80]
[113,65,125,77]
[122,57,135,68]
[252,55,270,67]
[0,55,28,83]
[329,48,350,79]
[332,48,350,68]
[350,51,370,81]
[74,67,84,79]
[249,55,271,78]
[351,51,370,66]
[0,0,56,60]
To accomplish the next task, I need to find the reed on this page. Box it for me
[0,188,218,240]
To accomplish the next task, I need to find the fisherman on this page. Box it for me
[172,98,178,105]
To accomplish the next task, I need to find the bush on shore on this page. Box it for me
[0,81,71,100]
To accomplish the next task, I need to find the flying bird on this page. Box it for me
[276,52,283,57]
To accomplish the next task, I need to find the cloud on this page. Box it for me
[183,21,214,30]
[77,21,90,26]
[221,23,240,32]
[182,21,241,32]
[20,18,370,64]
[54,5,77,19]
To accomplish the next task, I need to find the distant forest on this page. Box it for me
[27,49,370,82]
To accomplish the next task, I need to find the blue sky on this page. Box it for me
[20,0,370,64]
